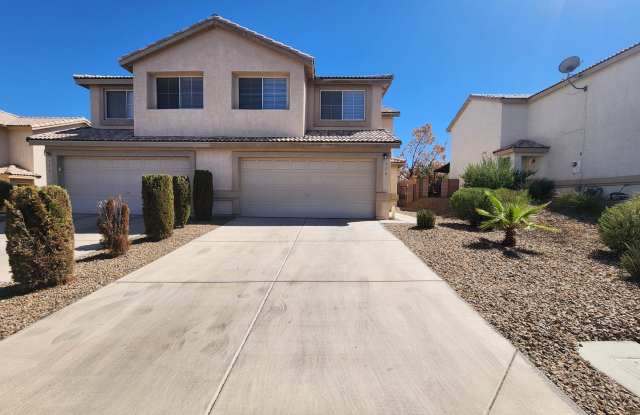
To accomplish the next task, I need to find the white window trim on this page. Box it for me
[155,75,204,109]
[237,76,289,110]
[104,89,134,120]
[320,90,366,121]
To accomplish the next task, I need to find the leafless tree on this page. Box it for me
[400,123,446,179]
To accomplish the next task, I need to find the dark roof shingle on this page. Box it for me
[28,127,401,145]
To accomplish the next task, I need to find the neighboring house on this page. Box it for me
[0,110,88,185]
[28,14,402,218]
[448,42,640,196]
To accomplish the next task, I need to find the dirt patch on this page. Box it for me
[0,220,224,340]
[385,211,640,415]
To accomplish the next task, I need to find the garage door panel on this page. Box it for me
[65,157,191,214]
[240,158,375,219]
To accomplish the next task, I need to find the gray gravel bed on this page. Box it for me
[385,211,640,415]
[0,221,223,340]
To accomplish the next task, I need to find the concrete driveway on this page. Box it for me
[0,215,144,283]
[0,217,582,414]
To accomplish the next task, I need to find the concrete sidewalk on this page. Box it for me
[0,217,583,414]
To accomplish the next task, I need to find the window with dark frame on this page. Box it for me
[320,90,365,121]
[238,77,287,110]
[105,90,134,119]
[156,77,203,109]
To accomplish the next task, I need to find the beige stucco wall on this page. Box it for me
[0,128,8,166]
[132,27,307,137]
[89,85,134,129]
[8,127,34,171]
[527,51,640,183]
[450,51,640,192]
[449,99,503,179]
[382,116,394,133]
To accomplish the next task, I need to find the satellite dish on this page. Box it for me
[558,56,581,74]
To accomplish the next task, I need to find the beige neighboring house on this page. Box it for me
[448,42,640,196]
[0,110,88,185]
[29,14,402,218]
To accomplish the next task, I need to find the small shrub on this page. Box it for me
[450,187,492,226]
[142,175,174,240]
[598,197,640,254]
[554,191,606,214]
[494,188,531,205]
[172,176,191,228]
[193,170,213,221]
[0,181,13,209]
[621,242,640,279]
[513,169,535,190]
[476,190,556,247]
[416,209,436,229]
[4,185,74,286]
[528,178,555,201]
[461,157,516,189]
[97,196,130,256]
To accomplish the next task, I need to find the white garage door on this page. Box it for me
[64,157,192,214]
[240,158,376,218]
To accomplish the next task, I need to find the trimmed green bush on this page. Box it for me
[450,187,492,226]
[461,157,516,189]
[494,188,531,205]
[4,185,74,286]
[528,178,555,201]
[416,209,436,229]
[142,175,174,240]
[193,170,213,221]
[97,196,130,256]
[621,242,640,279]
[172,176,191,228]
[598,197,640,254]
[554,191,606,214]
[0,181,13,209]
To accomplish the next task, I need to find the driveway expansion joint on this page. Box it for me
[484,349,517,415]
[204,221,305,415]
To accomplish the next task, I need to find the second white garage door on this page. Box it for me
[240,158,376,218]
[64,157,192,214]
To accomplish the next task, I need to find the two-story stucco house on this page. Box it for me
[0,110,88,185]
[28,15,402,218]
[448,42,640,197]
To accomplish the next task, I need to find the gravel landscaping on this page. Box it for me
[0,221,223,340]
[385,211,640,415]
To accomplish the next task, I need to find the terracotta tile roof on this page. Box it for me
[315,74,393,80]
[0,164,40,178]
[382,106,400,116]
[119,14,314,71]
[493,139,550,154]
[73,74,133,80]
[28,127,401,145]
[0,110,89,130]
[469,93,532,99]
[390,157,405,164]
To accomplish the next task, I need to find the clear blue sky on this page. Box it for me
[1,0,638,157]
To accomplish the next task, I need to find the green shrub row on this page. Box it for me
[598,197,640,255]
[416,209,435,229]
[142,175,174,240]
[553,191,606,214]
[172,176,191,228]
[4,185,75,286]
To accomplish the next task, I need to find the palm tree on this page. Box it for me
[476,191,557,247]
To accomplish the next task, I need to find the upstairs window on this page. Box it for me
[238,77,288,110]
[320,90,365,121]
[156,77,203,109]
[105,90,134,119]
